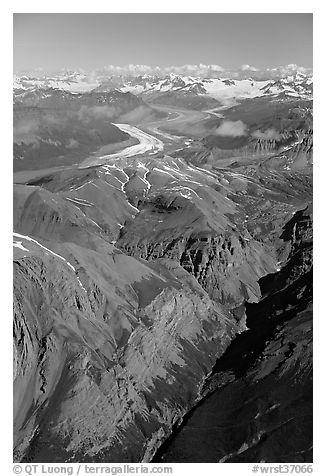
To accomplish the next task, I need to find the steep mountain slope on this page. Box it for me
[13,141,312,462]
[14,232,236,463]
[13,71,313,463]
[14,162,243,462]
[154,206,312,462]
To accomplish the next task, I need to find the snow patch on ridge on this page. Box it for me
[13,232,87,293]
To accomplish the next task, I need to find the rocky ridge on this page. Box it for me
[14,147,312,461]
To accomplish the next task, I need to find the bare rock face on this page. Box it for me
[14,229,237,462]
[117,200,276,311]
[13,139,312,463]
[153,207,312,463]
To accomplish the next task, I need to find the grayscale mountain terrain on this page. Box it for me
[13,65,313,463]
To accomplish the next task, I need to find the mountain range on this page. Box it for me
[13,67,313,120]
[15,63,312,81]
[13,64,313,463]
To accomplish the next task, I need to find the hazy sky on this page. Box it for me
[13,13,313,72]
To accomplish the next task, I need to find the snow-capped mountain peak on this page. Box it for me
[13,65,313,105]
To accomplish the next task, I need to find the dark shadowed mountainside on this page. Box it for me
[13,72,313,463]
